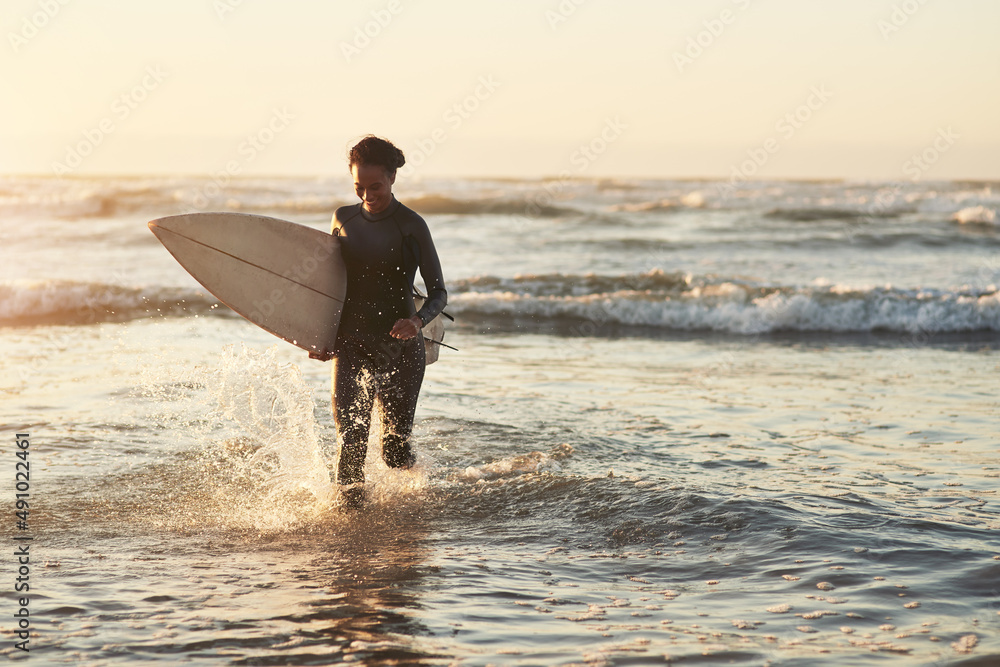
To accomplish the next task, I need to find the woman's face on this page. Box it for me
[352,163,395,214]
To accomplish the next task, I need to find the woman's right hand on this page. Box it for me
[390,315,423,340]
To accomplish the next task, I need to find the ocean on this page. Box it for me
[1,174,998,665]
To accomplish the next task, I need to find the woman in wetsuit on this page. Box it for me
[311,135,447,505]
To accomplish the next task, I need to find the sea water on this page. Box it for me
[1,175,998,665]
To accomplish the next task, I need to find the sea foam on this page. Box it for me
[449,272,1000,335]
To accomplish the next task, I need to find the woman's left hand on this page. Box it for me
[390,315,423,340]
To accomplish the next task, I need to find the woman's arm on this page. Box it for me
[412,219,447,326]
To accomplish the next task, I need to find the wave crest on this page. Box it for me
[0,280,218,326]
[449,272,1000,335]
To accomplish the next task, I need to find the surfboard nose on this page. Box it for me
[148,220,166,241]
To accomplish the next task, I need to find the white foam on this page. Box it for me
[449,283,1000,335]
[457,444,573,482]
[0,279,213,325]
[951,205,996,225]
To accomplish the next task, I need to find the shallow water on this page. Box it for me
[2,176,999,664]
[4,319,997,665]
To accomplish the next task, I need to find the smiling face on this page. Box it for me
[352,162,396,214]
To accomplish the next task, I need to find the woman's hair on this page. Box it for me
[348,135,406,176]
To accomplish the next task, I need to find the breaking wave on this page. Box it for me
[449,271,1000,335]
[0,280,219,326]
[7,272,998,336]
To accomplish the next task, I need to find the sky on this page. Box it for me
[2,0,998,180]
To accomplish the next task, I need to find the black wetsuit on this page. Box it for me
[331,197,447,486]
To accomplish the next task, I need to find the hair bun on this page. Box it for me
[349,135,406,175]
[392,145,406,170]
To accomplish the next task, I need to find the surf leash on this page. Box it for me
[427,338,458,352]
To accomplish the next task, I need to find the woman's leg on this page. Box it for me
[332,342,375,485]
[376,336,426,469]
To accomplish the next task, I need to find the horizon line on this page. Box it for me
[2,172,999,185]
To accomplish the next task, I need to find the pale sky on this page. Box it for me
[3,0,998,180]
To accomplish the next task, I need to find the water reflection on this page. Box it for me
[253,502,442,665]
[31,470,443,666]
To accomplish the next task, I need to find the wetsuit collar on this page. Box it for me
[359,195,401,222]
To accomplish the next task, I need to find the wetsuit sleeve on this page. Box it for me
[330,206,349,235]
[413,219,447,325]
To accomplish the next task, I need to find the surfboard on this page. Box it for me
[148,212,347,356]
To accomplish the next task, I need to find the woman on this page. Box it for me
[311,135,447,506]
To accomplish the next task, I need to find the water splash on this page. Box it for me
[111,343,434,534]
[454,443,574,482]
[209,345,336,520]
[205,345,431,527]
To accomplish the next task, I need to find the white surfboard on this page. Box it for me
[148,212,347,356]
